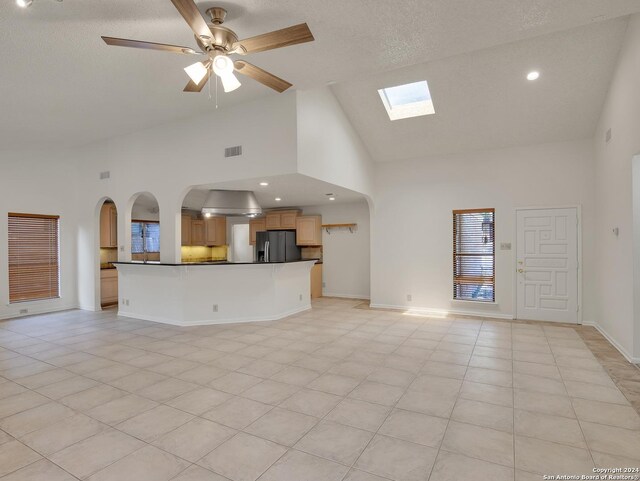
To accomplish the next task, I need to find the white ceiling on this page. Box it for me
[333,17,630,161]
[182,174,365,210]
[1,0,639,152]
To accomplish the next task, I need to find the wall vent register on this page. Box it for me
[453,209,495,302]
[8,213,60,303]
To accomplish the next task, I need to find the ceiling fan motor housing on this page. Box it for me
[195,24,239,54]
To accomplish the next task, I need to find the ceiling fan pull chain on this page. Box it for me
[215,74,219,109]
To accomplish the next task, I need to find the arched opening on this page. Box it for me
[129,192,161,262]
[180,187,235,263]
[97,198,118,308]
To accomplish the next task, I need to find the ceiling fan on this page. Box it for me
[101,0,314,93]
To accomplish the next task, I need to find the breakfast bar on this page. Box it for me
[113,260,316,326]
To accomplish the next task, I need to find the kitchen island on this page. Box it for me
[113,260,316,326]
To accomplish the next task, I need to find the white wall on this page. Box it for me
[0,149,79,319]
[296,88,375,200]
[303,200,371,299]
[371,139,596,320]
[593,14,640,360]
[73,93,300,310]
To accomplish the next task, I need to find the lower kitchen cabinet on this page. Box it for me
[311,263,323,299]
[100,269,118,306]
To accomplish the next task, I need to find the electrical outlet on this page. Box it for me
[120,246,124,252]
[212,304,218,312]
[322,282,326,288]
[299,294,303,301]
[19,308,28,315]
[407,294,412,302]
[125,299,130,306]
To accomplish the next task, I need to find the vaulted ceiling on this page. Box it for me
[1,0,638,156]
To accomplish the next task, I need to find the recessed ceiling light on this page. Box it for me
[527,71,540,81]
[329,197,336,201]
[275,197,281,202]
[204,212,212,218]
[378,80,435,121]
[259,182,269,186]
[16,0,33,7]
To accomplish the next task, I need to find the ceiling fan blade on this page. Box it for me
[234,23,314,55]
[101,36,197,55]
[183,64,212,92]
[234,60,292,93]
[170,0,212,41]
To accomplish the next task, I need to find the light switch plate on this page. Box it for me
[500,242,512,250]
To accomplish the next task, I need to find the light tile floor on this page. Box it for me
[1,298,639,480]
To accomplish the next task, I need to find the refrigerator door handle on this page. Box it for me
[265,241,269,262]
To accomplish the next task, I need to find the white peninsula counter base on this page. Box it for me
[114,260,316,326]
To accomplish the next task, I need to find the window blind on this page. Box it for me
[131,221,160,254]
[453,208,495,302]
[8,213,60,303]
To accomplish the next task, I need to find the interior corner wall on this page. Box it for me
[0,149,80,320]
[302,200,371,299]
[593,13,640,361]
[370,139,596,321]
[296,88,375,201]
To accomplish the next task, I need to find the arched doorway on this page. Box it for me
[130,192,161,262]
[98,198,118,308]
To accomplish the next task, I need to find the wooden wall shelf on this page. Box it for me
[321,223,357,234]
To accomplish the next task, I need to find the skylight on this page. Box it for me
[377,80,435,121]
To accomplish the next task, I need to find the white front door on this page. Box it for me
[516,208,579,323]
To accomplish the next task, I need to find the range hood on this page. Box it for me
[201,190,262,217]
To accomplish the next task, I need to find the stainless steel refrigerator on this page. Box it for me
[256,231,301,262]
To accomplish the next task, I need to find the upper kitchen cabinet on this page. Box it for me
[249,218,266,245]
[266,210,300,230]
[205,216,227,246]
[100,202,117,248]
[181,214,192,246]
[296,215,322,246]
[191,220,205,246]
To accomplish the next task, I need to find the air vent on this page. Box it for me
[100,171,111,180]
[225,145,242,157]
[606,128,612,143]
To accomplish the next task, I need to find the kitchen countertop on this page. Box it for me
[112,259,319,267]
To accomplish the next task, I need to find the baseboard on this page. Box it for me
[117,304,312,327]
[0,303,79,321]
[583,321,640,364]
[322,293,370,300]
[369,303,514,320]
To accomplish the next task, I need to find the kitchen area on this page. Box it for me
[112,185,330,325]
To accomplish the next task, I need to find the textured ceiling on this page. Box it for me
[333,17,631,161]
[0,0,639,151]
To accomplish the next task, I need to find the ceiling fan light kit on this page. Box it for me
[101,0,314,94]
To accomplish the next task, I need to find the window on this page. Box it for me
[8,213,60,303]
[131,221,160,254]
[453,209,495,302]
[377,80,435,120]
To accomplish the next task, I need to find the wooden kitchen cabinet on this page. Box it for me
[205,216,227,246]
[296,215,322,246]
[266,210,300,230]
[191,220,205,246]
[100,202,117,248]
[310,263,323,299]
[249,218,266,245]
[100,269,118,306]
[181,214,192,246]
